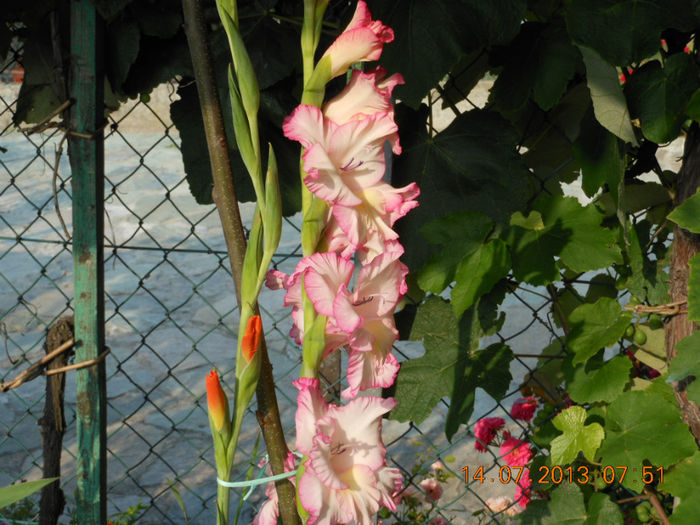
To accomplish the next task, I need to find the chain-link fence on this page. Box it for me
[0,37,585,524]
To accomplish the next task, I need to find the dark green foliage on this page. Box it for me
[374,0,526,108]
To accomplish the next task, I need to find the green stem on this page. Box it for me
[182,2,298,524]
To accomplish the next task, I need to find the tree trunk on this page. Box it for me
[665,123,700,445]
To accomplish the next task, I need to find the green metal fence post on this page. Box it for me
[69,0,106,523]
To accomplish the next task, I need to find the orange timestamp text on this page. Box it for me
[461,465,664,485]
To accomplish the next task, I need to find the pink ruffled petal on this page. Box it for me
[343,350,399,399]
[323,67,404,125]
[376,465,403,511]
[355,250,408,316]
[302,252,354,317]
[303,144,365,207]
[348,318,398,357]
[333,284,364,333]
[294,378,328,455]
[283,104,333,149]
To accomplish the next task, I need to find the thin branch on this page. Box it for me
[52,132,71,240]
[0,339,74,392]
[643,486,670,525]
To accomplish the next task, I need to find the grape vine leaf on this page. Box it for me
[374,0,526,108]
[566,0,695,66]
[577,45,638,146]
[625,222,670,305]
[451,239,511,319]
[417,211,493,294]
[668,188,700,233]
[520,482,587,525]
[658,451,700,525]
[391,296,513,441]
[625,54,700,144]
[573,109,624,204]
[550,406,605,466]
[566,355,632,404]
[491,20,579,113]
[598,387,697,491]
[667,332,700,406]
[393,106,531,272]
[509,195,622,286]
[566,297,632,364]
[585,493,623,525]
[106,18,141,94]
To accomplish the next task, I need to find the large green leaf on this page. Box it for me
[129,0,182,39]
[445,342,513,441]
[566,355,632,404]
[573,109,624,203]
[375,0,526,108]
[0,478,59,509]
[667,332,700,406]
[392,296,512,440]
[14,26,62,125]
[668,188,700,233]
[585,493,623,525]
[509,195,622,286]
[578,46,638,146]
[626,54,700,144]
[550,406,605,465]
[491,20,579,113]
[105,18,140,95]
[624,221,669,305]
[451,239,510,319]
[239,9,300,90]
[566,0,695,66]
[520,482,587,525]
[598,387,697,491]
[566,297,632,364]
[658,451,700,525]
[416,211,493,294]
[393,107,531,271]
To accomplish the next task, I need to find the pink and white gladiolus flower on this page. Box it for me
[267,250,407,398]
[323,67,404,127]
[295,378,402,524]
[283,68,419,261]
[320,0,394,80]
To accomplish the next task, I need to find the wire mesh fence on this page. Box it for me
[1,38,589,524]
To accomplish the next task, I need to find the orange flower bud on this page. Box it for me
[206,369,228,432]
[241,315,262,362]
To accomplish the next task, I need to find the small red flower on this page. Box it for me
[510,397,539,421]
[474,417,505,452]
[420,478,443,502]
[500,438,534,467]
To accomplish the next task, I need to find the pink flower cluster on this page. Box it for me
[472,397,539,510]
[260,3,419,524]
